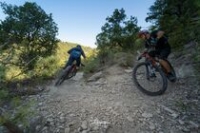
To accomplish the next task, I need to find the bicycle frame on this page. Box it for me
[133,52,168,96]
[140,52,159,67]
[139,52,176,81]
[63,61,85,79]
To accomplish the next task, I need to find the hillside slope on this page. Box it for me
[25,42,199,133]
[0,42,199,133]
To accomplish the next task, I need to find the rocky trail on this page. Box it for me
[26,61,199,133]
[1,43,199,133]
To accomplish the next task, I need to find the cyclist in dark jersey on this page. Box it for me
[138,30,175,80]
[64,45,86,69]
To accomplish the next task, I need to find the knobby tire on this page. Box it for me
[133,62,168,96]
[55,66,71,86]
[55,65,77,86]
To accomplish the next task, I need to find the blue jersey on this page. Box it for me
[71,49,81,58]
[68,47,86,59]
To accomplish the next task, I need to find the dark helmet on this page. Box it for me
[138,30,149,38]
[76,44,81,48]
[76,44,82,50]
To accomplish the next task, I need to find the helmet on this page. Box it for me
[76,44,81,48]
[138,30,149,38]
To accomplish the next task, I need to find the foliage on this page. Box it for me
[0,96,35,132]
[0,89,8,100]
[0,2,58,72]
[83,48,136,76]
[112,52,135,67]
[2,41,95,80]
[96,8,140,51]
[0,64,6,84]
[83,56,100,74]
[146,0,200,48]
[97,47,115,65]
[0,0,95,81]
[33,55,59,78]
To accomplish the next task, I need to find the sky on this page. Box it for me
[0,0,155,48]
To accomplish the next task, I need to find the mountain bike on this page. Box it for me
[55,62,84,86]
[132,51,176,96]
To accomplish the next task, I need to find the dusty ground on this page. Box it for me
[32,62,199,133]
[1,43,199,133]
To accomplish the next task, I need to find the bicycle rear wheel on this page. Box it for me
[132,62,168,96]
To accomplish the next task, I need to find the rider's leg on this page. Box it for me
[147,51,157,77]
[159,59,171,73]
[75,57,81,70]
[158,50,171,73]
[159,58,176,81]
[64,56,74,69]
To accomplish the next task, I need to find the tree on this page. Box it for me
[145,0,167,25]
[0,2,58,71]
[96,8,140,51]
[146,0,200,47]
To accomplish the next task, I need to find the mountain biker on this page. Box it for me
[64,44,86,70]
[138,29,175,80]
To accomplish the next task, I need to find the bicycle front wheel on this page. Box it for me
[65,65,77,79]
[55,73,65,86]
[132,62,168,96]
[55,66,71,86]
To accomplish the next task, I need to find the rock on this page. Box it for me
[142,112,153,118]
[160,105,177,114]
[171,113,179,118]
[38,102,43,106]
[35,125,41,132]
[177,64,195,78]
[124,69,132,73]
[90,118,110,131]
[87,71,103,82]
[127,116,134,122]
[42,126,48,132]
[149,122,156,130]
[178,120,185,125]
[188,121,199,128]
[82,130,89,133]
[64,127,70,133]
[81,120,88,130]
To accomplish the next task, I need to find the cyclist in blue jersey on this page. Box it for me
[64,45,86,69]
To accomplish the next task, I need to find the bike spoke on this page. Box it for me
[134,64,166,94]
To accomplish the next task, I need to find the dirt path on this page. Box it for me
[35,64,199,133]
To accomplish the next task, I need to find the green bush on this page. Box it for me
[32,55,60,78]
[0,97,35,132]
[83,57,100,74]
[0,64,6,83]
[0,89,8,100]
[114,52,135,67]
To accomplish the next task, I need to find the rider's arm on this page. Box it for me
[157,30,165,39]
[81,49,86,58]
[67,48,74,54]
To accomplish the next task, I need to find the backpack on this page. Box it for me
[151,30,168,40]
[71,50,81,58]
